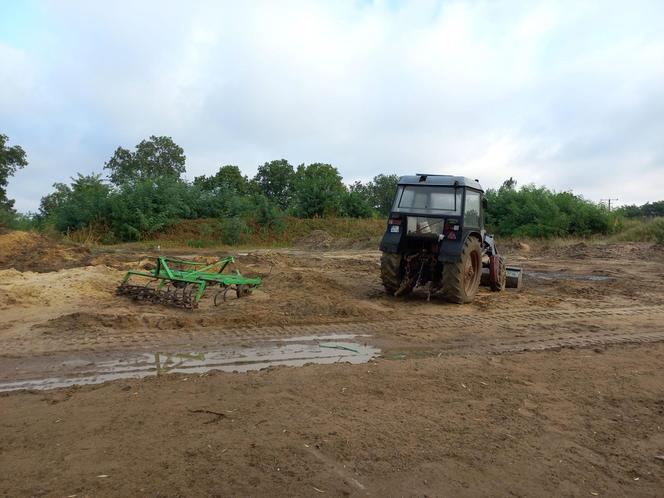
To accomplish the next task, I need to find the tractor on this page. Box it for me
[379,174,521,303]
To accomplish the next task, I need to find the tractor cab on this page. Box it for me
[380,174,485,254]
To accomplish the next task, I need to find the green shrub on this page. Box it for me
[485,181,610,238]
[655,220,664,245]
[39,174,110,232]
[340,190,374,218]
[0,206,15,228]
[616,217,664,245]
[0,206,35,230]
[221,217,251,245]
[107,177,196,240]
[253,195,285,234]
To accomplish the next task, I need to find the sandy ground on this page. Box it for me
[1,232,664,496]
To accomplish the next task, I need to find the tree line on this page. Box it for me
[615,201,664,219]
[2,135,400,241]
[0,133,658,242]
[484,178,616,238]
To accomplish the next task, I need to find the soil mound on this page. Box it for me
[294,230,379,250]
[539,241,664,261]
[295,230,334,249]
[0,231,91,272]
[498,240,531,255]
[0,265,121,310]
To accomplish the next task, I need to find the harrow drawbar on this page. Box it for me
[116,256,261,310]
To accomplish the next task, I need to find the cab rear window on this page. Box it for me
[397,186,456,211]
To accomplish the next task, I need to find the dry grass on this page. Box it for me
[123,217,386,249]
[612,217,664,244]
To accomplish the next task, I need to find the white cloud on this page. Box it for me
[2,0,664,210]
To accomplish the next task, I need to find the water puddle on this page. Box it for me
[0,335,380,392]
[526,271,613,282]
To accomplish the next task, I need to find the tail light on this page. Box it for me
[444,219,460,240]
[388,217,401,233]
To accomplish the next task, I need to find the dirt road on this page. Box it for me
[1,233,664,496]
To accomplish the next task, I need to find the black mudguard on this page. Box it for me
[379,231,403,253]
[438,237,464,263]
[438,231,481,263]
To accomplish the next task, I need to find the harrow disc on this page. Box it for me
[116,279,162,301]
[236,284,253,298]
[213,285,231,306]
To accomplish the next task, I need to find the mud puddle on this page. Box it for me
[0,334,380,392]
[526,271,614,282]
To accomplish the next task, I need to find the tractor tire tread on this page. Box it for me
[490,256,507,292]
[380,252,402,295]
[442,236,482,304]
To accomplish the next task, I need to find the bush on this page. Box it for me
[0,206,16,228]
[0,206,36,230]
[617,201,664,218]
[41,174,110,233]
[252,195,286,234]
[107,177,196,240]
[616,217,664,245]
[485,181,611,238]
[221,217,251,245]
[340,190,374,218]
[291,163,346,217]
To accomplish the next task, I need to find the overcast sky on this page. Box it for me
[2,0,663,212]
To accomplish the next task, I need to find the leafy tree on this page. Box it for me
[254,159,295,209]
[0,209,34,230]
[189,183,226,219]
[291,163,346,217]
[39,174,110,232]
[39,182,72,220]
[221,217,251,245]
[616,201,664,218]
[485,180,610,237]
[348,180,371,197]
[0,134,28,212]
[341,190,374,218]
[107,176,195,240]
[194,165,250,194]
[104,136,185,185]
[368,174,399,216]
[642,201,664,217]
[616,204,642,218]
[501,177,517,191]
[252,194,286,233]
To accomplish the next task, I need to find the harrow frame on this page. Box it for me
[116,256,261,309]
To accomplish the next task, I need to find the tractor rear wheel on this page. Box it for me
[442,236,482,303]
[380,252,402,295]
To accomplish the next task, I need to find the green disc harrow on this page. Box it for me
[116,256,261,309]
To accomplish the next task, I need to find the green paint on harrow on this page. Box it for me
[116,256,261,309]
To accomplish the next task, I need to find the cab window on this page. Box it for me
[464,190,481,227]
[399,186,456,211]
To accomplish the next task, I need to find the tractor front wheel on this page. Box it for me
[490,256,507,292]
[442,236,482,304]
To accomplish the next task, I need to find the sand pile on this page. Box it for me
[0,231,92,272]
[295,230,335,249]
[0,265,122,309]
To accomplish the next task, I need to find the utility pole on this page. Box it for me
[601,198,618,211]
